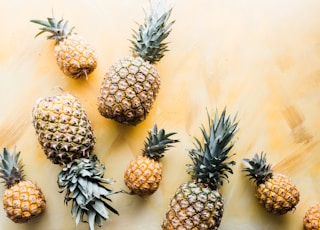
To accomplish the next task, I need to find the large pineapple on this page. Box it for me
[242,152,300,215]
[0,147,46,223]
[303,203,320,230]
[32,93,95,166]
[58,154,119,230]
[162,109,238,230]
[97,0,175,125]
[30,13,97,79]
[124,124,178,196]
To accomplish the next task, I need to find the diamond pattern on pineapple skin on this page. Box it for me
[98,56,160,125]
[2,180,46,223]
[54,34,97,79]
[32,94,95,165]
[256,173,300,215]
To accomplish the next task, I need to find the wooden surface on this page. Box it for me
[1,0,320,229]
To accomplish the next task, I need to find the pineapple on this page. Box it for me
[242,152,300,215]
[124,124,179,196]
[30,13,97,79]
[97,0,175,125]
[58,154,119,230]
[32,93,95,166]
[162,109,238,229]
[304,203,320,230]
[0,147,46,223]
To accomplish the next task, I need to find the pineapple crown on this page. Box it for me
[143,124,179,161]
[242,152,273,185]
[58,155,119,230]
[0,147,25,188]
[187,108,238,190]
[130,0,175,64]
[30,13,74,43]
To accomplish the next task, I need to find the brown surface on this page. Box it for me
[1,0,320,229]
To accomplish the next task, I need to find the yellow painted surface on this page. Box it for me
[1,0,320,229]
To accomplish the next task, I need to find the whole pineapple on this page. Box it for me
[0,147,46,223]
[124,124,179,196]
[162,109,238,230]
[242,152,300,215]
[30,13,97,79]
[58,154,119,230]
[32,93,95,166]
[97,0,175,125]
[304,203,320,230]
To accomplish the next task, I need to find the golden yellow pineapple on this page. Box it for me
[97,0,175,125]
[124,124,178,196]
[32,93,95,166]
[0,147,46,223]
[30,14,97,79]
[162,109,238,229]
[303,203,320,230]
[242,152,300,215]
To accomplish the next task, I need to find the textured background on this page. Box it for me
[1,0,320,229]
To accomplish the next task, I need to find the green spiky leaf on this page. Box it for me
[30,14,74,42]
[130,0,175,63]
[187,108,238,190]
[242,152,273,185]
[0,147,25,188]
[58,155,120,230]
[143,124,179,161]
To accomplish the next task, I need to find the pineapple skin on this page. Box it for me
[55,34,97,79]
[32,93,95,166]
[303,203,320,230]
[98,55,160,125]
[162,181,224,230]
[3,180,46,223]
[256,173,300,215]
[124,155,163,196]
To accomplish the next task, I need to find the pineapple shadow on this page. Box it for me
[23,215,47,230]
[114,191,156,225]
[255,200,289,227]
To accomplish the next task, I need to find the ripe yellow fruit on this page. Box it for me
[256,173,300,215]
[0,148,46,223]
[124,156,162,196]
[98,1,174,125]
[163,182,224,230]
[3,180,46,223]
[124,124,178,196]
[54,34,97,79]
[32,93,95,166]
[31,14,97,79]
[162,109,238,229]
[98,56,160,125]
[243,152,300,215]
[303,203,320,230]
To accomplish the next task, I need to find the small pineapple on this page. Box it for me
[32,93,95,166]
[242,152,300,215]
[162,109,238,229]
[124,124,179,196]
[30,13,97,79]
[58,154,119,230]
[97,0,175,125]
[303,203,320,230]
[0,147,46,223]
